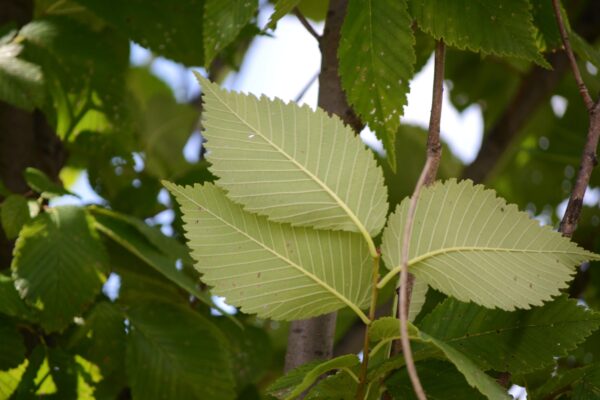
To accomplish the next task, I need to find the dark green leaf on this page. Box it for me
[267,355,359,400]
[24,167,74,198]
[126,301,236,400]
[73,0,205,66]
[68,301,126,374]
[11,206,108,332]
[339,0,415,171]
[531,0,562,51]
[204,0,257,66]
[0,316,26,371]
[1,194,31,239]
[0,274,36,320]
[20,16,130,139]
[91,207,234,319]
[266,0,302,30]
[410,0,547,66]
[386,360,485,400]
[419,296,600,374]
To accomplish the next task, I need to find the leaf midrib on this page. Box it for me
[379,245,590,288]
[202,81,378,256]
[169,184,371,324]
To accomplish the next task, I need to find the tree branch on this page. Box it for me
[284,0,355,373]
[294,7,321,42]
[551,0,594,111]
[550,0,600,237]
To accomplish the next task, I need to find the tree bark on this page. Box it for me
[0,0,66,270]
[284,0,357,372]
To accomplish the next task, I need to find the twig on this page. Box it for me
[559,105,600,236]
[551,0,594,111]
[551,1,600,237]
[397,40,446,400]
[294,7,321,42]
[295,71,320,103]
[424,41,446,185]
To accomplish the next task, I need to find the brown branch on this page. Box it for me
[284,0,352,373]
[551,0,594,111]
[294,7,321,42]
[551,0,600,237]
[559,103,600,237]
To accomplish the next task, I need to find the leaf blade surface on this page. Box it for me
[197,74,388,243]
[381,179,599,310]
[165,182,372,322]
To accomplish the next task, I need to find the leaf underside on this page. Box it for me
[381,179,599,310]
[165,182,372,321]
[196,74,388,238]
[338,0,415,171]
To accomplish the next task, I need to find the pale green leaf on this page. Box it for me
[266,0,301,29]
[419,296,600,374]
[165,182,372,322]
[380,179,599,310]
[24,167,75,198]
[410,0,547,66]
[409,277,428,322]
[369,317,419,343]
[421,333,511,399]
[0,42,44,111]
[196,74,387,247]
[204,0,257,66]
[267,355,359,400]
[126,301,235,400]
[1,194,30,239]
[338,0,415,171]
[11,206,107,332]
[0,316,26,370]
